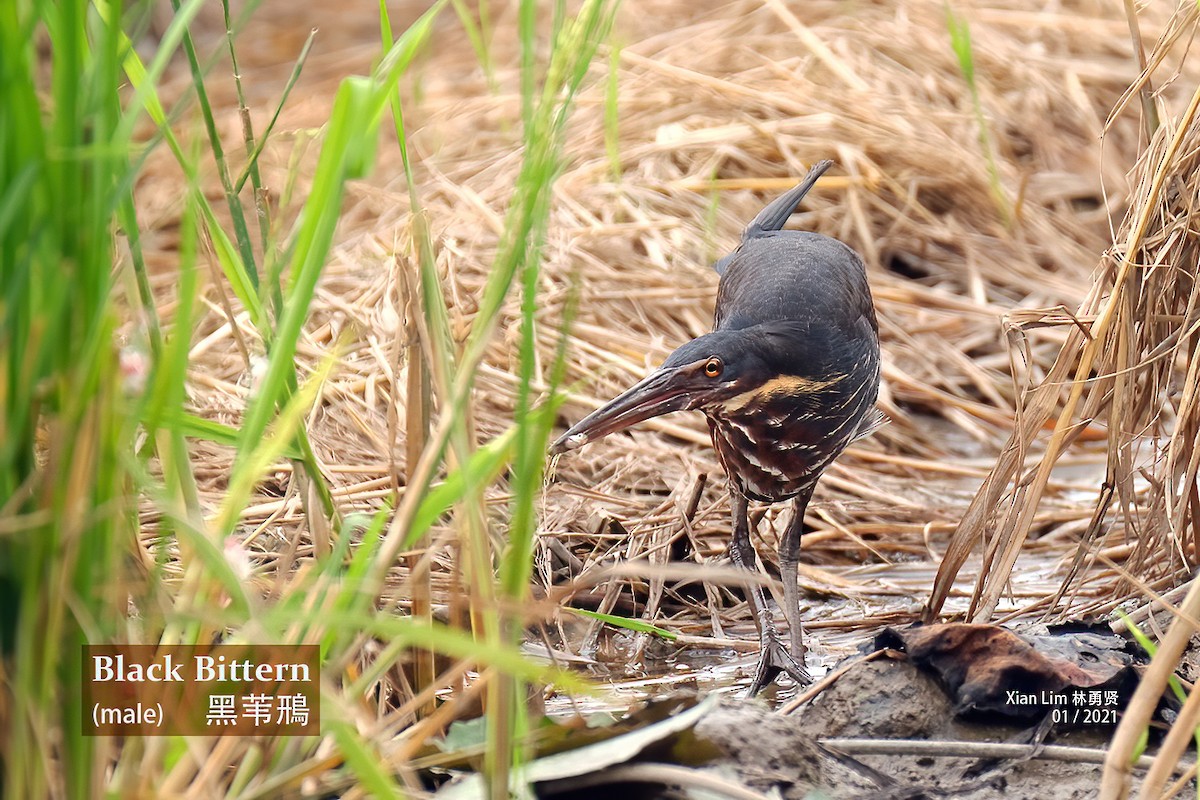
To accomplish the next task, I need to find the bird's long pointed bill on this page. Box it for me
[550,369,688,455]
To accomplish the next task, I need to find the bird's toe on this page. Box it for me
[747,632,811,696]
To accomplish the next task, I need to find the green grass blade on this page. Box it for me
[167,0,259,287]
[944,3,1011,226]
[570,608,679,639]
[408,427,518,547]
[233,29,316,194]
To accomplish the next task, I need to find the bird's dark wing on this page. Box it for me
[713,232,876,336]
[713,160,832,277]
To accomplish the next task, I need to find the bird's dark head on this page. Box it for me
[550,326,819,454]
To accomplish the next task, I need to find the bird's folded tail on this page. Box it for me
[742,159,833,241]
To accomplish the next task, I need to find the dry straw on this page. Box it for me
[929,1,1200,623]
[162,0,1199,714]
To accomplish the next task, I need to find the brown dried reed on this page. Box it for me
[149,0,1200,702]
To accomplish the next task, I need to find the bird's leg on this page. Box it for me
[729,489,809,694]
[779,489,812,663]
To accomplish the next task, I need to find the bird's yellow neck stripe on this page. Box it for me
[721,374,845,413]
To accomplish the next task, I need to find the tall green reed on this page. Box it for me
[3,0,612,793]
[0,0,196,793]
[379,0,616,795]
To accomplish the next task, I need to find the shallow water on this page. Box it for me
[542,548,1076,715]
[540,422,1117,715]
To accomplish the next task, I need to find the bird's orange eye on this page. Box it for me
[704,358,723,378]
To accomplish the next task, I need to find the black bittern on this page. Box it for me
[550,161,882,693]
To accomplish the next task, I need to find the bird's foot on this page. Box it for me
[747,628,811,696]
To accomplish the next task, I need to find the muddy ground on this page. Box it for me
[517,648,1193,799]
[693,657,1185,800]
